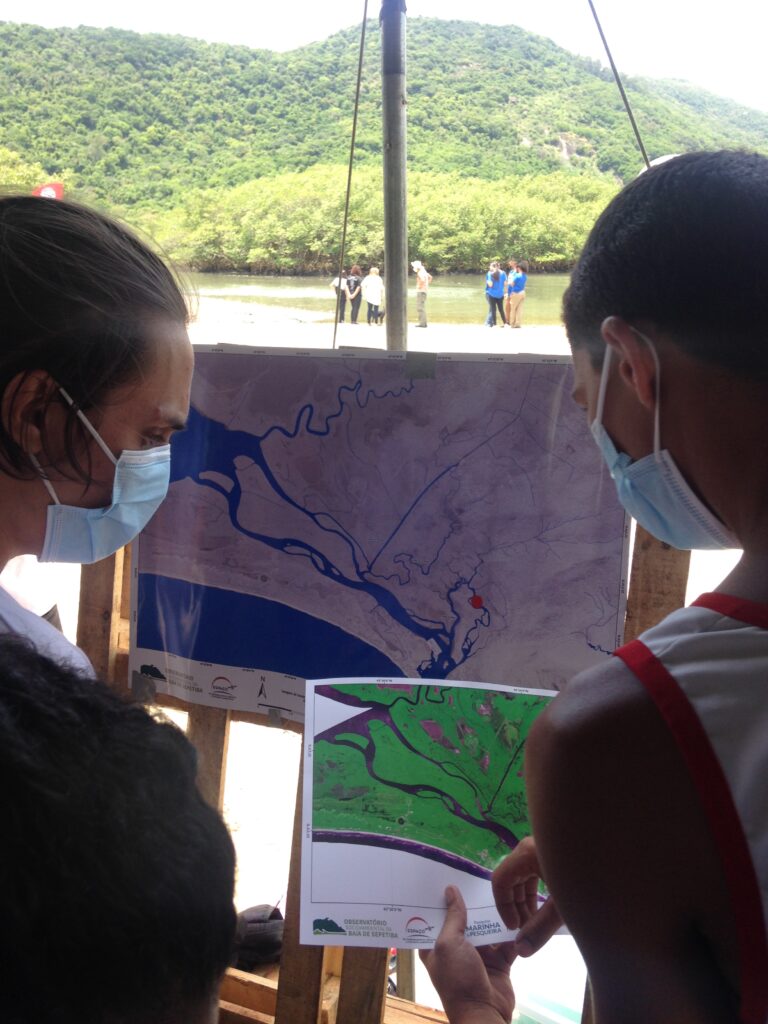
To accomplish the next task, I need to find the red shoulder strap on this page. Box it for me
[616,639,768,1024]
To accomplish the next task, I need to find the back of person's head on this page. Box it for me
[563,150,768,378]
[0,195,189,479]
[350,264,362,276]
[0,635,236,1024]
[518,260,529,274]
[369,266,379,276]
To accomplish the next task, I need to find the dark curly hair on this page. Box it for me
[563,150,768,378]
[0,634,235,1024]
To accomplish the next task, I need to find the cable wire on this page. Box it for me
[586,0,651,170]
[332,0,371,349]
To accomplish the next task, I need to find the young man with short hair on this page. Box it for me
[423,150,768,1024]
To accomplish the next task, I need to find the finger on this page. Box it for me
[438,885,468,941]
[514,899,563,957]
[478,939,518,971]
[493,838,542,928]
[524,876,539,919]
[492,836,539,891]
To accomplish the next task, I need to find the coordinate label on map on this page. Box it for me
[129,347,629,719]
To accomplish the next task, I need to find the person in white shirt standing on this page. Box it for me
[361,266,385,325]
[411,259,433,328]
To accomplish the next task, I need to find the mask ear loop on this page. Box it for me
[628,329,662,459]
[593,345,612,427]
[58,388,118,466]
[30,388,119,505]
[28,452,61,505]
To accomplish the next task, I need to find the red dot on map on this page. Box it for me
[470,595,484,609]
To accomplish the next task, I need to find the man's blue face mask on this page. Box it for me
[32,388,171,564]
[590,332,738,551]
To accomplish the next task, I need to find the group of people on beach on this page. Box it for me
[3,149,768,1024]
[484,257,529,328]
[330,264,385,325]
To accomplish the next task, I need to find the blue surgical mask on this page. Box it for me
[590,335,738,550]
[32,388,171,564]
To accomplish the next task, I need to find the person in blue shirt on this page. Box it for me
[507,260,529,328]
[484,261,507,326]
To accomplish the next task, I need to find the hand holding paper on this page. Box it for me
[420,885,517,1024]
[492,836,563,957]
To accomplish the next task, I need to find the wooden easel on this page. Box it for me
[76,526,690,1024]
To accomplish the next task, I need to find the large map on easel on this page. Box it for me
[129,346,629,720]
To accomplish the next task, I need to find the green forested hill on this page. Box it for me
[1,18,767,270]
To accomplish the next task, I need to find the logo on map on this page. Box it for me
[210,676,237,700]
[313,917,346,935]
[404,916,434,936]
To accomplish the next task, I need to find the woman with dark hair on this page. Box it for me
[0,195,193,673]
[346,264,363,324]
[507,260,529,328]
[484,260,507,327]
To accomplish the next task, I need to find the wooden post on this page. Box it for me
[274,755,326,1024]
[380,0,408,352]
[76,548,126,686]
[187,706,231,811]
[395,949,416,1002]
[624,526,691,641]
[336,947,390,1024]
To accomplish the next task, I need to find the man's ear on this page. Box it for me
[600,317,657,411]
[1,370,60,457]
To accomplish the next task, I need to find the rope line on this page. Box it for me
[332,0,371,350]
[586,0,651,170]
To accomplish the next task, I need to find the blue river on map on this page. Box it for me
[136,364,560,678]
[137,573,405,678]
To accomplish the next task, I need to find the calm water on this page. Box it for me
[188,272,569,326]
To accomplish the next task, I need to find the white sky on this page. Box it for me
[2,0,768,113]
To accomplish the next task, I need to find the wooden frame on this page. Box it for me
[76,526,690,1024]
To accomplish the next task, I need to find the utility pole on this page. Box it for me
[380,0,408,351]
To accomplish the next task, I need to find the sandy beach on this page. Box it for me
[187,295,572,356]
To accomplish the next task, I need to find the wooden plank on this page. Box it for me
[187,706,231,811]
[218,999,272,1023]
[274,754,325,1024]
[323,946,344,978]
[220,970,277,1017]
[395,949,416,1002]
[320,974,341,1024]
[336,947,389,1024]
[114,650,130,690]
[120,541,132,619]
[383,996,447,1022]
[76,548,125,687]
[623,525,691,642]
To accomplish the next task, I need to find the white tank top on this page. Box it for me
[0,585,94,677]
[615,592,768,1024]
